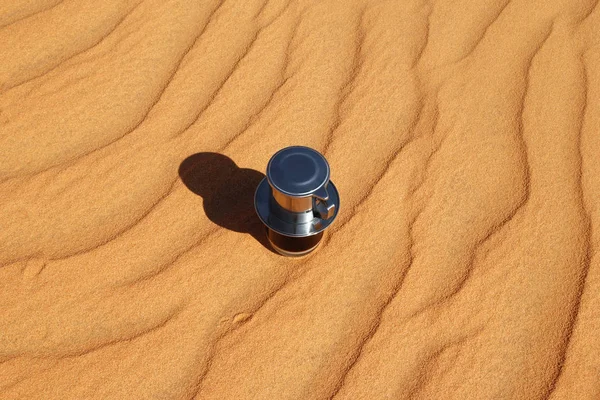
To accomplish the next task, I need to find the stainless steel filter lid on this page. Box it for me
[266,146,330,197]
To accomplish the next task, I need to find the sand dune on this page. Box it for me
[1,0,599,398]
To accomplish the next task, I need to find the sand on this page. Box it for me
[0,0,599,398]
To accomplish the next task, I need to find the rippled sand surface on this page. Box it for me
[1,0,600,398]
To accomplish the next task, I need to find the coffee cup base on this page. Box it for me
[267,229,323,257]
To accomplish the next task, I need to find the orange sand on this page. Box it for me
[1,0,599,398]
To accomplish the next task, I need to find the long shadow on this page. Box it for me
[178,152,275,254]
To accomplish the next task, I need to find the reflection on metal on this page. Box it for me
[254,146,340,256]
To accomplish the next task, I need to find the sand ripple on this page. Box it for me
[1,0,599,398]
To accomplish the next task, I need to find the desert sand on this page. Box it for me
[0,0,599,398]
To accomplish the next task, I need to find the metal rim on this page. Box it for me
[254,177,340,237]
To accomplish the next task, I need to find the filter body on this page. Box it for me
[254,146,340,256]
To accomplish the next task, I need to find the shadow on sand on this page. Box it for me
[178,152,276,254]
